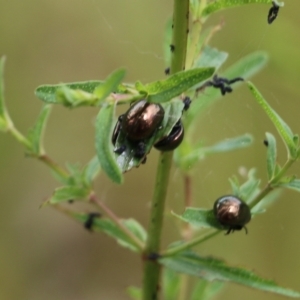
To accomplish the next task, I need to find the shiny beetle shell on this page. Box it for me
[213,195,251,234]
[154,120,184,151]
[122,99,164,141]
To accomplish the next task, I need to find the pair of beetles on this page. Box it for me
[110,78,251,235]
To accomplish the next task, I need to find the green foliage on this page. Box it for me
[201,0,275,18]
[71,212,146,252]
[139,67,215,103]
[1,1,300,299]
[247,81,297,158]
[175,134,253,171]
[172,208,221,230]
[160,252,300,298]
[95,103,123,184]
[190,280,224,300]
[185,51,268,127]
[265,132,277,179]
[27,105,51,155]
[162,268,181,300]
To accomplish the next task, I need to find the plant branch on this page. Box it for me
[161,230,220,258]
[89,192,145,251]
[142,0,190,298]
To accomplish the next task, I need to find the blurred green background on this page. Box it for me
[1,1,300,299]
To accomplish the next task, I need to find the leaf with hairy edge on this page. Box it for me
[201,0,283,18]
[278,179,300,193]
[27,105,52,155]
[247,81,297,158]
[265,132,277,179]
[172,208,222,230]
[71,212,144,252]
[176,134,253,172]
[93,68,126,104]
[35,81,103,104]
[95,103,123,184]
[160,252,300,298]
[186,51,268,128]
[48,186,89,204]
[139,67,215,103]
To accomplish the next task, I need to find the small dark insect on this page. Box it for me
[263,139,269,147]
[84,212,101,231]
[198,75,244,96]
[268,1,280,24]
[154,120,184,151]
[164,67,170,75]
[170,44,175,52]
[183,96,191,111]
[213,195,251,235]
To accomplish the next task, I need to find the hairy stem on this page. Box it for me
[142,0,190,298]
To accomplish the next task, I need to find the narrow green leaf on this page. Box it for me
[239,169,261,202]
[71,212,141,252]
[229,176,240,196]
[93,68,126,104]
[201,0,278,18]
[186,51,268,127]
[203,134,253,155]
[141,67,215,103]
[177,134,253,171]
[48,186,89,204]
[247,81,297,158]
[163,268,181,300]
[127,286,142,300]
[191,279,224,300]
[172,208,222,230]
[35,81,103,104]
[160,252,300,298]
[121,219,147,243]
[55,86,98,107]
[193,46,228,71]
[82,156,101,186]
[265,132,277,179]
[251,189,281,214]
[95,103,123,184]
[27,105,52,155]
[278,179,300,193]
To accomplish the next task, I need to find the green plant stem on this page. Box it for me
[39,154,69,180]
[248,157,296,209]
[142,0,189,298]
[161,230,220,258]
[7,122,31,149]
[142,152,173,300]
[170,0,189,73]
